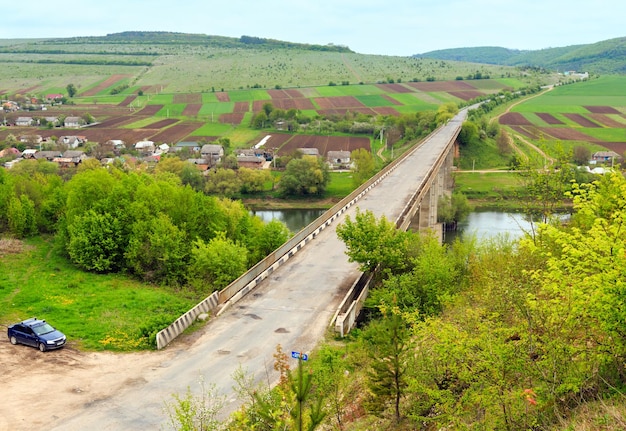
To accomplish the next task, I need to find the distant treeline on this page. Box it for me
[1,58,152,66]
[0,48,159,56]
[39,31,354,53]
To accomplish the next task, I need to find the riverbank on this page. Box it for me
[242,196,340,211]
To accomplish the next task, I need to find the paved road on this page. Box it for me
[49,109,467,431]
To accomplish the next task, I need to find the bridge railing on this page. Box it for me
[155,130,429,349]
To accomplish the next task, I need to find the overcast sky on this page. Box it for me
[4,0,624,56]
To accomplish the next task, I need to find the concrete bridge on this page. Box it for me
[48,109,466,431]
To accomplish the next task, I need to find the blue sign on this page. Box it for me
[291,351,308,361]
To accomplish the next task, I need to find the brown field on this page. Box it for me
[563,113,601,128]
[149,122,203,143]
[597,142,626,154]
[253,98,315,111]
[81,74,130,97]
[284,89,305,98]
[536,113,564,125]
[118,95,137,107]
[499,112,533,126]
[92,115,137,128]
[539,127,599,142]
[381,95,402,106]
[14,85,41,95]
[182,104,202,116]
[588,114,625,128]
[254,133,293,149]
[448,90,484,101]
[234,102,250,112]
[584,106,621,114]
[315,96,363,109]
[375,83,413,93]
[270,134,370,156]
[374,107,400,116]
[136,105,164,116]
[173,93,202,104]
[219,113,245,124]
[216,92,230,102]
[144,119,179,129]
[407,81,476,92]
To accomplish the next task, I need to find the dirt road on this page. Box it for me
[0,335,174,431]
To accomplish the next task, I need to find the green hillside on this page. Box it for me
[417,36,626,74]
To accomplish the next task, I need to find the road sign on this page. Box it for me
[291,351,308,361]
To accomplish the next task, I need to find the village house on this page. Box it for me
[105,140,126,151]
[34,150,62,161]
[1,101,19,112]
[327,150,352,169]
[45,94,64,102]
[201,144,224,166]
[592,150,622,164]
[173,141,202,153]
[237,155,266,169]
[298,148,320,157]
[19,134,43,145]
[64,116,83,128]
[21,149,38,159]
[58,135,87,149]
[53,150,87,167]
[186,158,210,171]
[135,140,156,155]
[0,147,21,159]
[15,117,34,127]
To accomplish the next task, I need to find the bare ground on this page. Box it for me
[0,334,177,431]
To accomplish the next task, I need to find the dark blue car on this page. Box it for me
[7,318,66,352]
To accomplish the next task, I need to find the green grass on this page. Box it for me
[190,122,235,136]
[198,102,235,116]
[156,103,186,117]
[550,76,626,96]
[0,237,197,351]
[454,172,522,200]
[325,171,355,198]
[575,128,626,142]
[355,94,396,107]
[146,94,173,104]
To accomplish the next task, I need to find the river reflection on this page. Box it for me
[444,210,565,243]
[252,209,326,233]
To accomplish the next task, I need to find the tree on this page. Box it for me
[364,309,411,422]
[66,83,77,98]
[336,209,411,274]
[204,168,241,196]
[457,121,479,146]
[351,148,376,187]
[238,167,270,194]
[278,156,330,196]
[572,145,591,165]
[189,233,248,290]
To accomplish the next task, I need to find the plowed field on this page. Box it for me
[149,122,203,143]
[118,95,137,107]
[407,81,476,92]
[589,114,625,128]
[137,105,164,116]
[584,106,621,114]
[267,133,369,156]
[182,104,202,116]
[376,83,412,93]
[563,113,601,128]
[144,119,179,129]
[216,92,230,102]
[219,113,245,124]
[499,113,533,126]
[540,127,599,142]
[449,91,484,101]
[315,97,363,109]
[173,94,202,104]
[81,74,130,97]
[536,113,564,125]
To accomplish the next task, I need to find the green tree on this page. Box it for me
[164,377,225,431]
[238,167,270,194]
[351,148,376,187]
[572,145,591,165]
[66,209,126,272]
[278,156,330,196]
[189,232,248,290]
[204,168,241,196]
[125,214,189,285]
[457,121,479,146]
[336,209,411,274]
[364,309,411,422]
[66,83,77,98]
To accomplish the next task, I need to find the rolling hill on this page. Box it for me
[416,36,626,74]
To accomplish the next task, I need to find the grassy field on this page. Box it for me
[454,171,522,201]
[0,237,197,351]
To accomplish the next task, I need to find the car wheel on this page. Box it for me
[38,342,47,352]
[10,336,18,345]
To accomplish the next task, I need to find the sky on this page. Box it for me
[4,0,625,56]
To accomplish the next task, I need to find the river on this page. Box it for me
[253,208,558,243]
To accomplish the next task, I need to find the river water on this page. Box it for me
[253,208,545,242]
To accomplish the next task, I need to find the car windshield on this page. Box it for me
[32,323,55,335]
